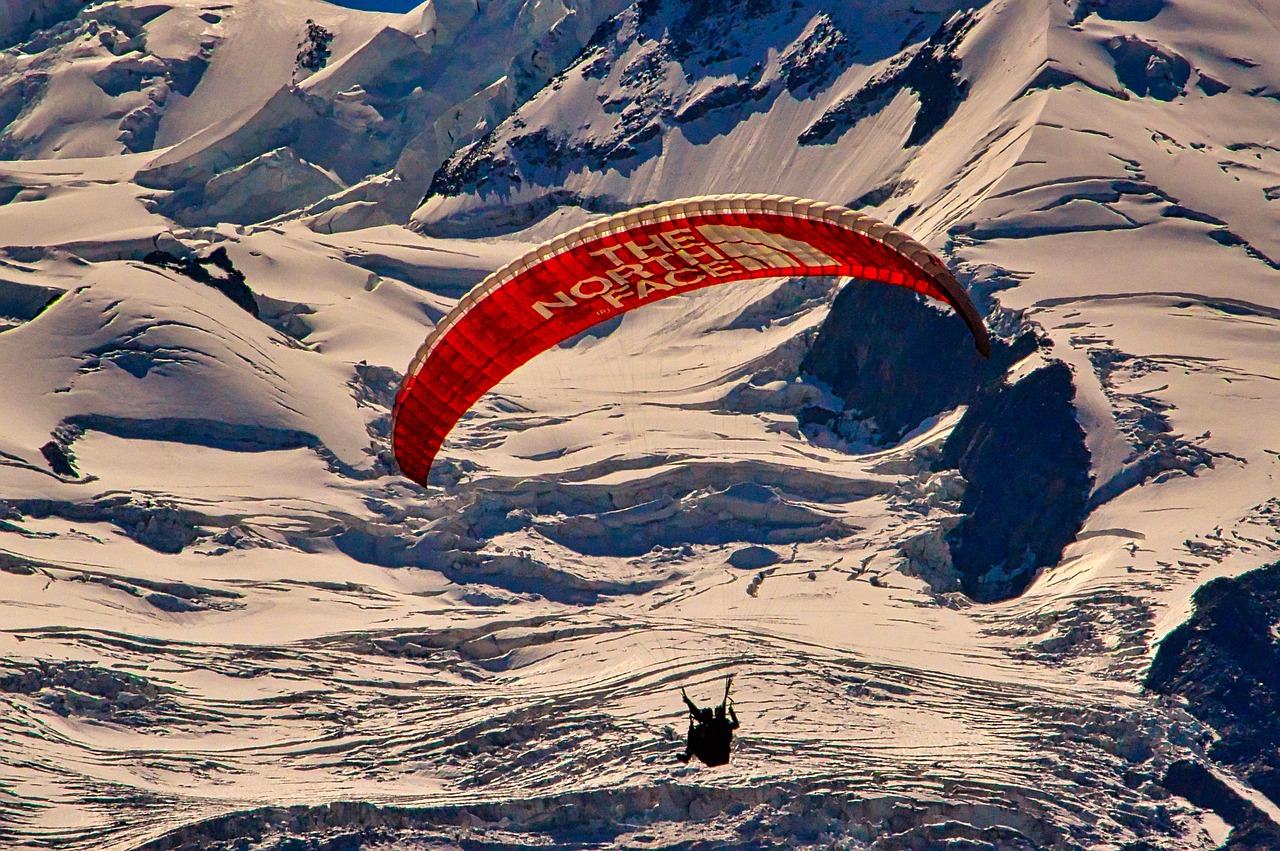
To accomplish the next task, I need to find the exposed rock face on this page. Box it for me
[799,11,974,147]
[726,544,781,570]
[799,279,1087,603]
[417,0,969,235]
[938,363,1091,602]
[143,246,260,317]
[1107,36,1190,101]
[1147,564,1280,815]
[1160,760,1280,846]
[39,439,75,476]
[800,280,1029,443]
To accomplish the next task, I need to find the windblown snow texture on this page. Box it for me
[2,0,1280,849]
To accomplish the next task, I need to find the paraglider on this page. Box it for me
[392,194,990,485]
[678,676,739,766]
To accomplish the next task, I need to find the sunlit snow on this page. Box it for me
[1,0,1279,848]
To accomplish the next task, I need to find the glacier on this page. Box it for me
[0,0,1279,848]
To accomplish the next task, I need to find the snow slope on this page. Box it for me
[0,0,395,159]
[1,0,1279,848]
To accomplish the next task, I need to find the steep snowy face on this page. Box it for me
[414,0,990,235]
[0,0,637,224]
[949,0,1280,531]
[0,0,395,160]
[128,0,634,230]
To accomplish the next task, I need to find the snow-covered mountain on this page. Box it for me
[1,0,1279,848]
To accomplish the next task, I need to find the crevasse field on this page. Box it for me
[1,0,1279,848]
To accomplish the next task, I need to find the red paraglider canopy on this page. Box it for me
[392,194,990,485]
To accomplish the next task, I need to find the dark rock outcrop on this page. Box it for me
[800,281,1032,442]
[1147,563,1280,815]
[1107,36,1190,101]
[801,280,1087,603]
[1161,760,1280,843]
[799,12,974,148]
[39,440,76,477]
[142,247,259,317]
[938,362,1092,602]
[726,545,781,569]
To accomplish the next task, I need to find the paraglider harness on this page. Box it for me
[677,675,739,766]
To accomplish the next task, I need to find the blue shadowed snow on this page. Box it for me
[325,0,420,11]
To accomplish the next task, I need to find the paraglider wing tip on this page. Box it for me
[975,327,993,359]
